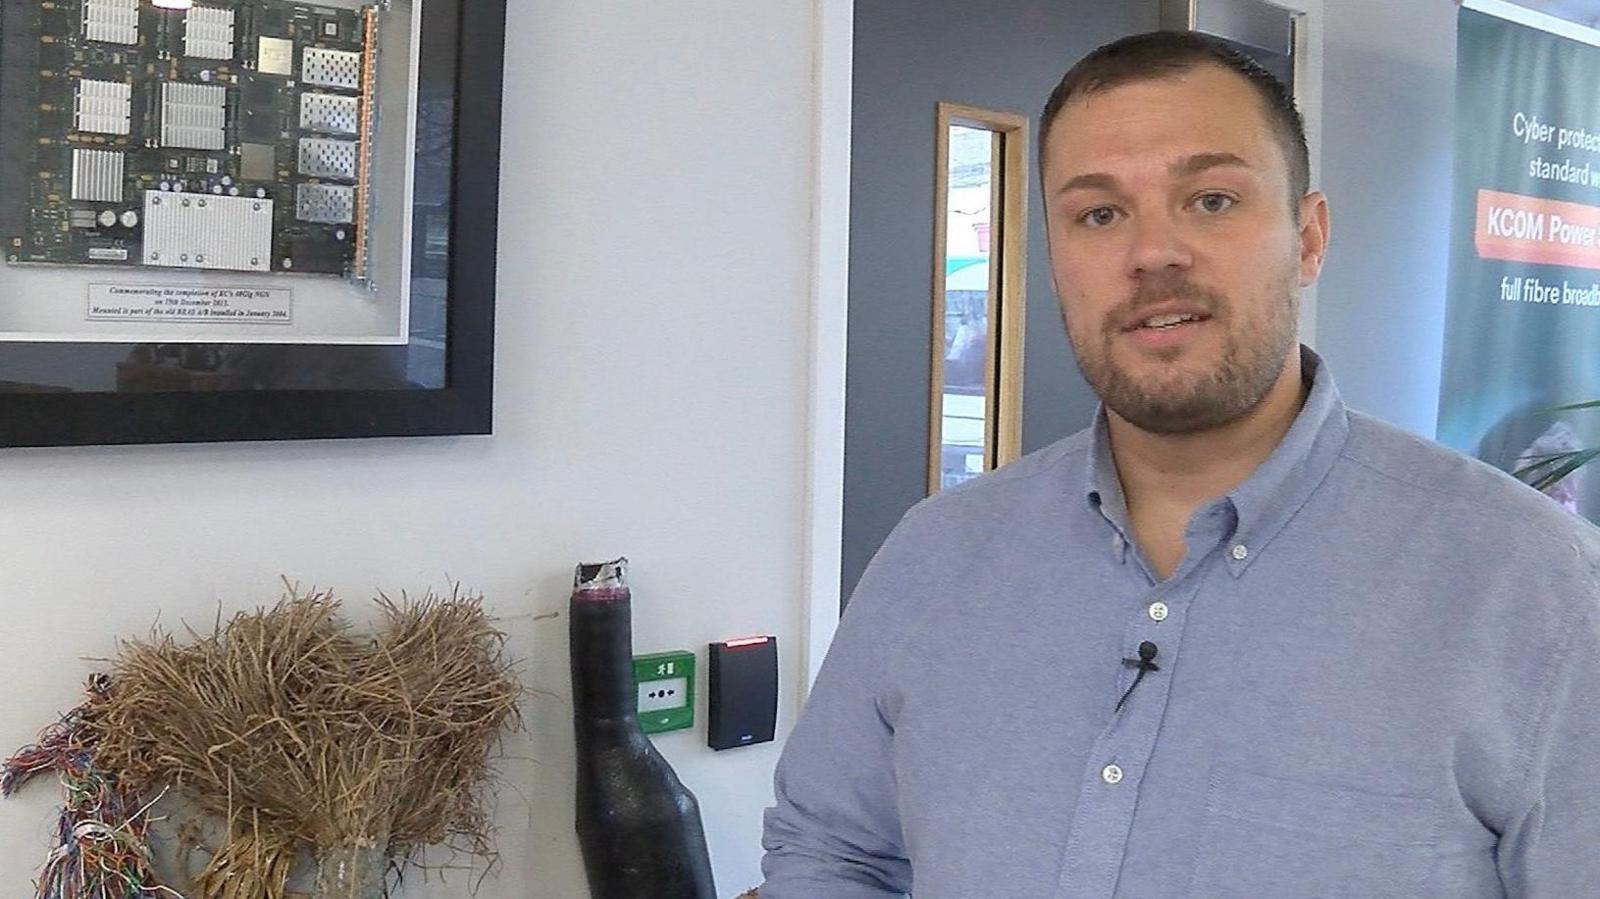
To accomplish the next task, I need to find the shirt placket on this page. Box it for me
[1054,525,1218,897]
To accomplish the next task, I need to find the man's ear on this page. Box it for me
[1297,191,1330,287]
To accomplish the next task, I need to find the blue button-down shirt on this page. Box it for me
[761,348,1600,898]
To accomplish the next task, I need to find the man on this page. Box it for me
[759,31,1600,898]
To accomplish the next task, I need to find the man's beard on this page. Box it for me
[1065,271,1298,435]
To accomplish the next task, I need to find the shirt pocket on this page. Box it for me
[1184,767,1442,899]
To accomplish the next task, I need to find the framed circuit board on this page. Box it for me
[0,0,379,280]
[0,0,502,447]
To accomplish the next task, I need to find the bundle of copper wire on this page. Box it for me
[7,585,521,899]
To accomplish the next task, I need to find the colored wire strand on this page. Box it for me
[2,677,179,899]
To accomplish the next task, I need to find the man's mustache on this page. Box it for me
[1105,279,1227,334]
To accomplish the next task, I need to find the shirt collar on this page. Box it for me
[1084,345,1351,576]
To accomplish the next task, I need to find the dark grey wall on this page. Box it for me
[843,1,1159,602]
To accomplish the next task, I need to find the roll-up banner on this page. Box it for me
[1440,0,1600,518]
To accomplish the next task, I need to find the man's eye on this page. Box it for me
[1078,207,1118,228]
[1194,193,1235,214]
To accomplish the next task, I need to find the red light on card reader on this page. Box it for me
[722,636,770,649]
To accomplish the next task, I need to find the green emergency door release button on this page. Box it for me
[633,650,696,734]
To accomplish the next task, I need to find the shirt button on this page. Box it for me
[1112,533,1124,552]
[1230,544,1249,561]
[1101,764,1124,785]
[1148,601,1169,622]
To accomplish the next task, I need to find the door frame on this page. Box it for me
[802,0,854,693]
[801,0,1324,698]
[928,103,1030,497]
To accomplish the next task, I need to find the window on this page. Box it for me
[929,103,1027,494]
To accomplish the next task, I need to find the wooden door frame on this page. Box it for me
[926,102,1029,497]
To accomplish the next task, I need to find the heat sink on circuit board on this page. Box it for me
[0,0,382,279]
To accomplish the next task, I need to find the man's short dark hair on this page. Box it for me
[1040,32,1310,205]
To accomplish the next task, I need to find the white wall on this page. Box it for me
[0,1,818,896]
[1314,0,1457,436]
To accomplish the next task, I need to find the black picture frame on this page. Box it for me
[0,0,504,447]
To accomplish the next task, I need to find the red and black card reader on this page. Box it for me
[707,635,778,751]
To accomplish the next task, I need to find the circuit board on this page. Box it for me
[0,0,379,278]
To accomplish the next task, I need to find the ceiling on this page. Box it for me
[1507,0,1600,28]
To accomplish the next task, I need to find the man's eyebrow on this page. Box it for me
[1171,152,1251,177]
[1054,172,1117,197]
[1052,153,1252,199]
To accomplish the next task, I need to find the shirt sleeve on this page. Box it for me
[1496,602,1600,896]
[758,511,928,898]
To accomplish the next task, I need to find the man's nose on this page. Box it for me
[1124,210,1193,277]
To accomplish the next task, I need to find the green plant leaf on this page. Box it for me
[1545,399,1600,413]
[1515,448,1600,492]
[1513,451,1574,479]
